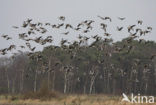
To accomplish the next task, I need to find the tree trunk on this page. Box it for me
[89,77,94,94]
[112,78,116,95]
[48,71,51,89]
[5,68,10,94]
[34,70,37,92]
[64,72,67,94]
[12,79,15,94]
[20,69,24,93]
[52,71,55,91]
[89,70,98,94]
[48,57,52,90]
[7,73,10,94]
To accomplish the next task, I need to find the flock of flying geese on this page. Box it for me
[0,16,155,63]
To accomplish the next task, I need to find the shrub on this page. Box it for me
[22,80,60,100]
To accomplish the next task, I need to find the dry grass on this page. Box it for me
[0,94,155,105]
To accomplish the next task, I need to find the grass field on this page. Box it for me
[0,95,155,105]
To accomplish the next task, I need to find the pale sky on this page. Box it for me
[0,0,156,56]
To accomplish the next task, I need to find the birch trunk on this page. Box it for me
[89,70,98,94]
[48,56,52,90]
[34,70,37,92]
[64,72,67,94]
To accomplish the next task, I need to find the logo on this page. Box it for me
[122,93,155,103]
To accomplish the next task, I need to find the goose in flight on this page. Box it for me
[62,31,69,35]
[138,20,143,25]
[98,16,111,22]
[117,26,123,31]
[12,26,19,29]
[58,16,65,21]
[118,17,125,20]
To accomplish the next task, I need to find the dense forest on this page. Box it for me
[0,17,155,96]
[0,39,156,95]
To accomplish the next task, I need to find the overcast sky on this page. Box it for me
[0,0,156,56]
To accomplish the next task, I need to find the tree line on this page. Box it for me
[0,39,156,95]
